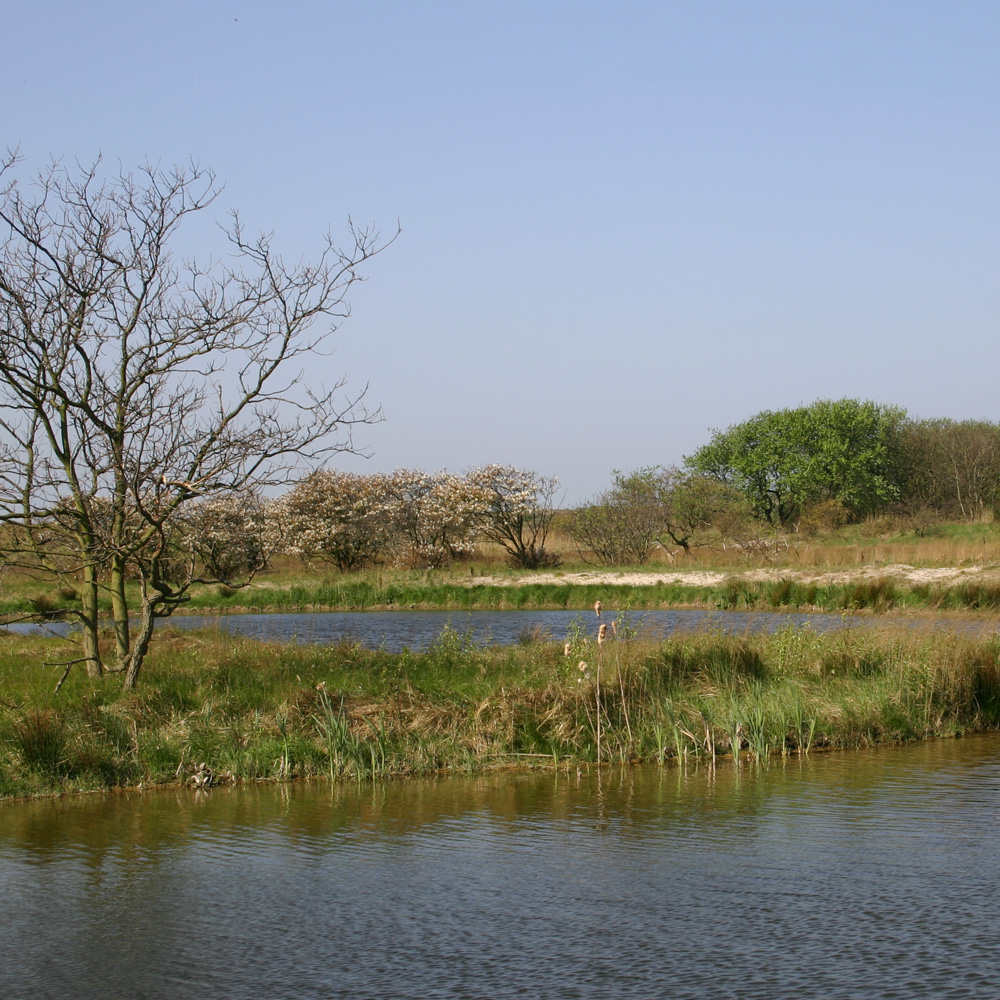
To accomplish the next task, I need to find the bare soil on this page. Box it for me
[479,563,1000,589]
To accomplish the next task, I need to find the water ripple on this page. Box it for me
[4,737,1000,997]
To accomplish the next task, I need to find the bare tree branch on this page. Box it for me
[0,152,396,686]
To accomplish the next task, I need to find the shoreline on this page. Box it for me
[3,623,1000,802]
[0,733,974,808]
[5,563,1000,625]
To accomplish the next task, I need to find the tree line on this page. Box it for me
[282,466,558,571]
[685,398,1000,527]
[569,398,1000,566]
[60,395,996,596]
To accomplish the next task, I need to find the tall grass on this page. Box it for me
[136,577,1000,615]
[549,518,1000,571]
[3,618,1000,799]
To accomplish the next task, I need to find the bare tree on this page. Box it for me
[569,467,748,565]
[900,419,1000,522]
[657,468,745,556]
[0,151,394,686]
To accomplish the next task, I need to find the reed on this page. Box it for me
[3,621,1000,799]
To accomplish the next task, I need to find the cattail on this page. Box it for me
[564,642,572,656]
[610,620,618,636]
[594,600,602,617]
[598,623,607,645]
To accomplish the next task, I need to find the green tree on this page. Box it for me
[686,399,907,526]
[569,468,666,565]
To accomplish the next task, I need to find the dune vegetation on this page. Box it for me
[3,512,1000,800]
[3,612,1000,800]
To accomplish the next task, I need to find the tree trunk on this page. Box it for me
[79,563,103,677]
[109,554,131,662]
[123,573,158,689]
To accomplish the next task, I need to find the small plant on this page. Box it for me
[743,702,770,762]
[13,711,66,775]
[845,578,899,612]
[788,698,817,754]
[275,710,291,778]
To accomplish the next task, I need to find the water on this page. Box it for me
[3,607,865,650]
[3,735,1000,998]
[168,608,864,650]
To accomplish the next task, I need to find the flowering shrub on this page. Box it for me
[283,470,391,571]
[281,464,559,571]
[381,469,486,568]
[464,464,560,568]
[180,494,285,581]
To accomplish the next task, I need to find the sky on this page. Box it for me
[4,1,1000,504]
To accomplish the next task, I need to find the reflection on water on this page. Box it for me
[4,735,1000,998]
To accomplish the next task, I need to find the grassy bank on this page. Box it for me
[8,575,999,619]
[3,620,1000,799]
[184,576,1000,613]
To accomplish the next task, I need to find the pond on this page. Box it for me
[3,734,1000,998]
[5,607,865,651]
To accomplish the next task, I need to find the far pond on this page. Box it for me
[7,608,869,650]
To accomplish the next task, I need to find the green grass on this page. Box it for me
[139,577,1000,615]
[2,619,1000,799]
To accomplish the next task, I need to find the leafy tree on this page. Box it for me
[0,153,393,686]
[569,468,666,565]
[686,399,907,526]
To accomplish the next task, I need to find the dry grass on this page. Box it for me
[549,520,1000,572]
[4,520,1000,624]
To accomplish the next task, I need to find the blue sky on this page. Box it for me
[5,2,999,503]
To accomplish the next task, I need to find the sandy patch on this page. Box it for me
[471,564,999,589]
